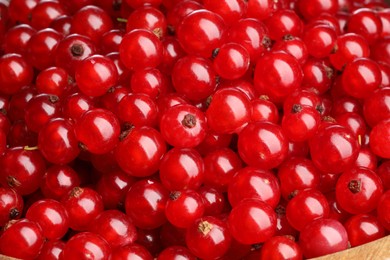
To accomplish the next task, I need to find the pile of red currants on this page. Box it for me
[0,0,390,259]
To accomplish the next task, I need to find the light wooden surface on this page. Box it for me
[311,235,390,260]
[0,236,388,259]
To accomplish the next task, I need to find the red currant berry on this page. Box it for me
[0,187,23,226]
[344,214,385,247]
[37,240,65,260]
[377,191,390,231]
[0,147,46,195]
[297,0,338,20]
[160,104,207,148]
[299,219,348,258]
[26,199,69,240]
[61,232,111,260]
[157,246,196,260]
[62,187,104,231]
[203,148,242,191]
[238,121,288,169]
[342,58,381,98]
[166,190,205,228]
[55,34,97,76]
[303,24,337,59]
[228,199,276,244]
[254,51,303,104]
[38,118,80,164]
[125,179,169,229]
[159,148,204,191]
[228,167,280,208]
[30,0,66,30]
[309,124,359,173]
[75,55,118,97]
[278,157,320,200]
[264,10,303,40]
[89,210,137,248]
[347,8,382,45]
[40,165,80,200]
[0,53,34,95]
[71,5,113,43]
[117,93,158,127]
[336,166,384,214]
[206,88,251,134]
[96,170,135,209]
[126,6,167,38]
[286,189,330,231]
[260,236,303,260]
[110,244,153,260]
[116,126,167,177]
[330,33,370,70]
[3,24,36,56]
[177,10,225,58]
[119,29,162,71]
[75,108,121,154]
[36,67,70,98]
[370,119,390,158]
[213,43,250,80]
[186,216,232,259]
[0,219,44,259]
[172,55,217,101]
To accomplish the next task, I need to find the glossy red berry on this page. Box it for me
[299,219,348,258]
[0,147,46,195]
[119,29,162,71]
[286,189,330,231]
[336,166,384,214]
[213,43,250,80]
[264,10,303,40]
[342,58,381,98]
[159,148,204,191]
[198,186,227,216]
[206,88,251,134]
[0,53,34,95]
[62,187,104,231]
[309,124,359,174]
[26,199,69,240]
[37,240,65,260]
[254,51,303,104]
[377,191,390,231]
[347,8,382,45]
[40,165,80,200]
[160,104,207,148]
[110,244,153,260]
[75,55,118,97]
[228,18,270,62]
[370,119,390,158]
[297,0,338,20]
[272,35,308,64]
[131,68,168,99]
[157,246,196,260]
[228,199,276,244]
[125,179,169,229]
[238,121,288,169]
[303,24,337,59]
[363,87,390,127]
[344,214,385,247]
[172,55,217,101]
[36,67,70,98]
[61,232,111,260]
[126,6,167,38]
[330,33,370,70]
[3,24,36,56]
[282,104,321,142]
[38,118,79,164]
[0,187,23,226]
[89,210,137,248]
[260,236,303,260]
[177,10,225,58]
[166,190,205,228]
[115,126,167,177]
[0,219,44,259]
[228,167,280,208]
[278,157,320,200]
[203,148,242,191]
[30,0,66,30]
[186,216,232,259]
[71,5,113,43]
[96,170,135,209]
[75,108,120,154]
[56,34,97,76]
